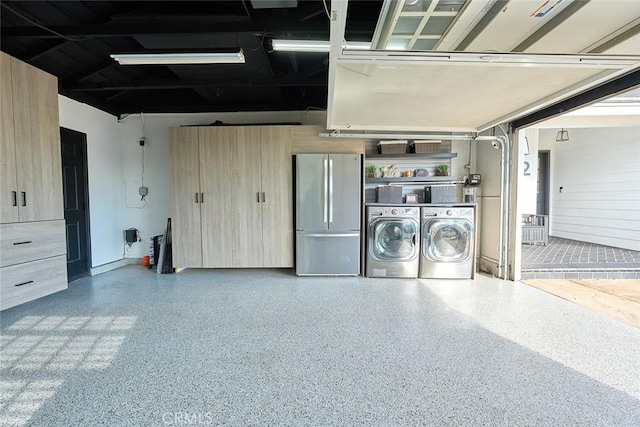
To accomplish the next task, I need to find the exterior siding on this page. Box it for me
[541,127,640,251]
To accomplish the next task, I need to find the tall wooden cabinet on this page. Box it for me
[169,127,203,268]
[169,125,293,269]
[0,52,67,311]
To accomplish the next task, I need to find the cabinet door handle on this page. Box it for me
[13,241,33,245]
[21,192,26,206]
[195,193,199,203]
[12,191,17,206]
[15,280,34,287]
[256,192,260,203]
[261,192,265,203]
[200,193,204,203]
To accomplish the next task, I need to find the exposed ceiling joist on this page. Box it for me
[67,76,327,91]
[1,21,375,39]
[63,60,119,83]
[24,39,69,61]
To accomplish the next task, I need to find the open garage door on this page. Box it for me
[328,50,640,133]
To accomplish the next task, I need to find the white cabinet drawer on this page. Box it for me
[0,255,67,310]
[0,220,66,267]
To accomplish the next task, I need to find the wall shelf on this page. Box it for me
[366,152,458,160]
[366,176,458,184]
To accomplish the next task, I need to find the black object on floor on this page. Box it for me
[160,218,173,274]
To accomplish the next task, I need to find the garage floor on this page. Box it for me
[523,279,640,328]
[1,267,639,425]
[522,236,640,279]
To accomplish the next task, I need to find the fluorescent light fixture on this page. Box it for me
[271,39,370,52]
[110,50,245,65]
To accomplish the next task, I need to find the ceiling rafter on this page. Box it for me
[67,76,327,91]
[2,20,376,39]
[0,0,382,116]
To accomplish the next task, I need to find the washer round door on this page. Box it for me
[423,219,473,262]
[370,219,419,261]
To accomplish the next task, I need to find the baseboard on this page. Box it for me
[90,258,140,276]
[478,256,499,277]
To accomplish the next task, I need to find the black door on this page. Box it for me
[537,151,550,215]
[61,128,91,281]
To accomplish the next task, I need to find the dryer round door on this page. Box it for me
[370,219,419,261]
[423,219,473,262]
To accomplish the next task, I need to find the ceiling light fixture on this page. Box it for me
[271,39,370,52]
[110,50,245,65]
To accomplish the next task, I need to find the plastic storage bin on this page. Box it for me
[376,185,403,203]
[426,185,456,203]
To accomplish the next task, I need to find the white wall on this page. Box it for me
[58,96,124,267]
[539,126,640,251]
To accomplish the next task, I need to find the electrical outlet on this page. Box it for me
[139,186,148,196]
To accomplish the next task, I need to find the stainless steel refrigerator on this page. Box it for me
[295,154,361,275]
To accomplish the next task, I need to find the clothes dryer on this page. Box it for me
[419,207,474,279]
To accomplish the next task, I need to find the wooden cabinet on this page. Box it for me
[1,255,67,311]
[169,127,203,268]
[170,125,293,269]
[260,126,294,267]
[198,127,235,267]
[1,52,63,223]
[0,221,66,267]
[0,52,67,310]
[1,52,18,223]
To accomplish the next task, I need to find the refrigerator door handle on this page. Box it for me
[323,159,328,223]
[328,159,334,223]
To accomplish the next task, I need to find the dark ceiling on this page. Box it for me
[1,0,382,117]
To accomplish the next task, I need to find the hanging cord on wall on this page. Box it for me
[140,112,147,201]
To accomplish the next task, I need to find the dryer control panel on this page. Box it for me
[369,206,420,219]
[422,207,474,219]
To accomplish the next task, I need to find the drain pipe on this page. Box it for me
[498,125,512,280]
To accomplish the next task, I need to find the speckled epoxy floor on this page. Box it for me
[1,267,639,426]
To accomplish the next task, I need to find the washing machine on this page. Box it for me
[366,206,420,278]
[420,207,475,279]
